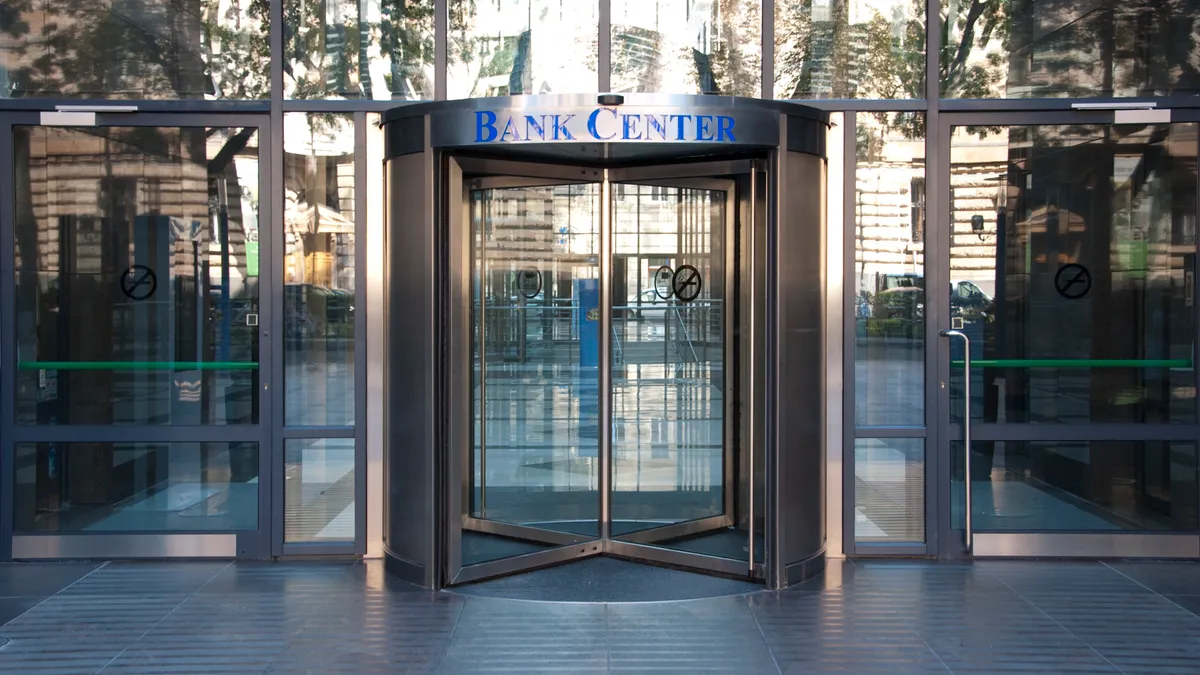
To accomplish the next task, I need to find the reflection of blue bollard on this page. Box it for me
[576,279,599,368]
[575,279,600,455]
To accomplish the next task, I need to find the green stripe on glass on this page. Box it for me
[950,359,1192,369]
[19,361,259,371]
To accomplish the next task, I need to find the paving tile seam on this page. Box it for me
[91,561,233,675]
[0,561,110,633]
[979,568,1133,675]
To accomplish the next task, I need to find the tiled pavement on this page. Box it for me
[2,557,1200,674]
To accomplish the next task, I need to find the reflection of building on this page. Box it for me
[447,0,600,98]
[612,0,717,93]
[16,127,260,427]
[0,1,260,99]
[854,120,927,296]
[283,115,356,291]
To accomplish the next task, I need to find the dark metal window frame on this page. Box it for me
[0,111,276,560]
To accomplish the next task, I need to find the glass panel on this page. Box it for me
[941,1,1200,99]
[0,1,270,99]
[611,184,746,563]
[14,126,263,426]
[285,439,355,543]
[285,0,435,99]
[854,112,926,426]
[955,441,1199,532]
[774,0,925,100]
[948,123,1198,424]
[447,0,599,98]
[284,113,356,427]
[465,183,600,567]
[854,438,924,543]
[611,0,762,96]
[14,442,259,532]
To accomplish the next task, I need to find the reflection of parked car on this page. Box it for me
[629,289,668,319]
[951,280,991,316]
[628,289,670,338]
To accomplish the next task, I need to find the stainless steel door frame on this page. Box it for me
[0,112,275,560]
[443,156,766,584]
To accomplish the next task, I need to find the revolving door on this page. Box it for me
[382,95,830,590]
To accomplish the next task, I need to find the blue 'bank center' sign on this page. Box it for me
[475,108,737,144]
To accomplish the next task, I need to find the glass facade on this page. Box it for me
[284,113,357,427]
[948,122,1198,425]
[0,0,1198,562]
[286,0,435,100]
[775,0,925,99]
[954,441,1199,532]
[449,0,599,98]
[14,125,262,426]
[284,438,355,542]
[15,442,259,532]
[612,0,761,96]
[939,1,1200,99]
[0,1,271,99]
[854,113,925,427]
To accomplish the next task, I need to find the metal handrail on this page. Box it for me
[941,328,972,554]
[670,303,700,363]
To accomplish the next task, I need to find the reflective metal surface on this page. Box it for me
[382,145,437,584]
[382,95,829,166]
[973,533,1200,558]
[12,534,237,559]
[748,161,757,574]
[824,112,846,559]
[365,114,386,559]
[769,145,828,582]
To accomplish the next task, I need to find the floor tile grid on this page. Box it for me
[0,562,201,675]
[92,562,235,675]
[604,596,779,674]
[0,560,108,626]
[751,587,953,675]
[909,567,1125,675]
[7,559,1200,675]
[265,593,465,674]
[806,562,1137,675]
[1074,562,1200,675]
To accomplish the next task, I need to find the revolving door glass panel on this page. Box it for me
[609,182,753,566]
[454,166,754,582]
[464,182,602,567]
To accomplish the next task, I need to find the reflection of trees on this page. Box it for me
[1,0,269,99]
[286,0,437,99]
[612,0,759,96]
[706,0,762,96]
[947,0,1200,99]
[772,0,1005,103]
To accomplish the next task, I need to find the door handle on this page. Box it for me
[940,328,973,554]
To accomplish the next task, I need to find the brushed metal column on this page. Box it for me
[599,172,613,541]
